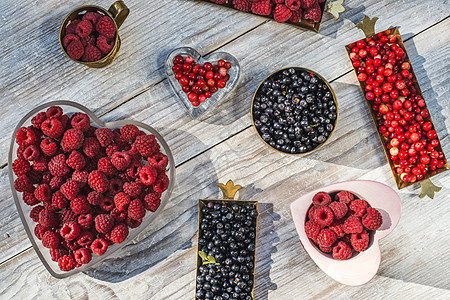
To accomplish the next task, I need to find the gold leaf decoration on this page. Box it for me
[327,0,345,20]
[419,179,442,199]
[356,16,379,37]
[217,180,242,199]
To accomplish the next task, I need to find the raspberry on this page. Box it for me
[95,128,114,147]
[133,135,159,157]
[58,255,76,271]
[81,34,96,47]
[12,158,31,176]
[126,160,143,178]
[95,214,115,233]
[95,157,115,177]
[66,150,86,170]
[39,209,59,228]
[301,0,317,8]
[88,170,109,193]
[111,151,131,170]
[49,176,65,190]
[139,165,157,186]
[114,192,131,211]
[128,199,145,221]
[62,239,80,252]
[52,191,68,209]
[96,16,116,39]
[14,175,34,192]
[71,195,91,214]
[33,156,49,172]
[72,170,89,187]
[33,185,51,204]
[312,191,331,206]
[153,174,170,194]
[31,112,47,128]
[91,238,108,255]
[319,245,332,253]
[274,4,292,23]
[123,181,142,198]
[87,191,103,206]
[62,33,79,49]
[40,138,58,156]
[82,44,102,62]
[96,35,114,55]
[62,129,84,151]
[23,191,39,206]
[143,192,161,212]
[17,145,26,160]
[335,190,354,205]
[60,209,77,224]
[120,124,139,142]
[147,152,169,173]
[44,201,58,211]
[34,224,49,240]
[40,118,64,139]
[83,137,101,157]
[60,180,79,200]
[46,106,63,119]
[317,228,337,248]
[74,248,92,265]
[251,0,273,16]
[362,207,383,230]
[76,231,94,246]
[15,127,36,146]
[110,224,129,244]
[106,144,119,157]
[303,4,322,22]
[100,196,115,211]
[42,230,60,248]
[23,144,40,161]
[127,146,141,161]
[66,40,84,60]
[50,247,68,262]
[66,19,80,34]
[83,12,102,26]
[30,206,44,222]
[349,199,368,217]
[126,217,142,228]
[78,214,93,231]
[307,206,316,220]
[286,0,302,11]
[109,178,124,196]
[351,230,369,252]
[113,128,128,146]
[332,241,352,260]
[313,206,334,227]
[70,113,90,132]
[328,201,348,219]
[111,207,127,222]
[329,219,345,237]
[233,0,252,12]
[76,20,93,38]
[60,221,81,241]
[343,216,363,234]
[304,220,321,242]
[48,154,70,177]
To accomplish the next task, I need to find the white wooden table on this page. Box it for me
[0,0,449,298]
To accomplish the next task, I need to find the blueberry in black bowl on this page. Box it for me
[251,67,338,154]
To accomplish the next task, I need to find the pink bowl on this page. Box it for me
[290,180,402,286]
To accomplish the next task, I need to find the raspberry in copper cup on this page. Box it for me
[59,1,129,68]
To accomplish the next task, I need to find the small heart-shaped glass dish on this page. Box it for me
[290,180,401,286]
[8,100,175,278]
[165,47,240,119]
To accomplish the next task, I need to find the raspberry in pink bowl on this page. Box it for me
[8,101,175,278]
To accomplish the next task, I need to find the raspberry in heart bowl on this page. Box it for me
[290,180,401,286]
[8,101,175,278]
[165,47,240,119]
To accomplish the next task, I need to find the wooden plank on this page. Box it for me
[1,16,449,265]
[0,125,449,298]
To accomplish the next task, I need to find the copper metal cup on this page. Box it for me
[59,1,129,68]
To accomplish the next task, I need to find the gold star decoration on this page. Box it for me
[356,16,379,37]
[419,179,442,199]
[327,0,345,20]
[217,180,242,199]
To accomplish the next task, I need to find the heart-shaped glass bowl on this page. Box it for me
[165,47,240,119]
[290,180,401,286]
[8,100,175,278]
